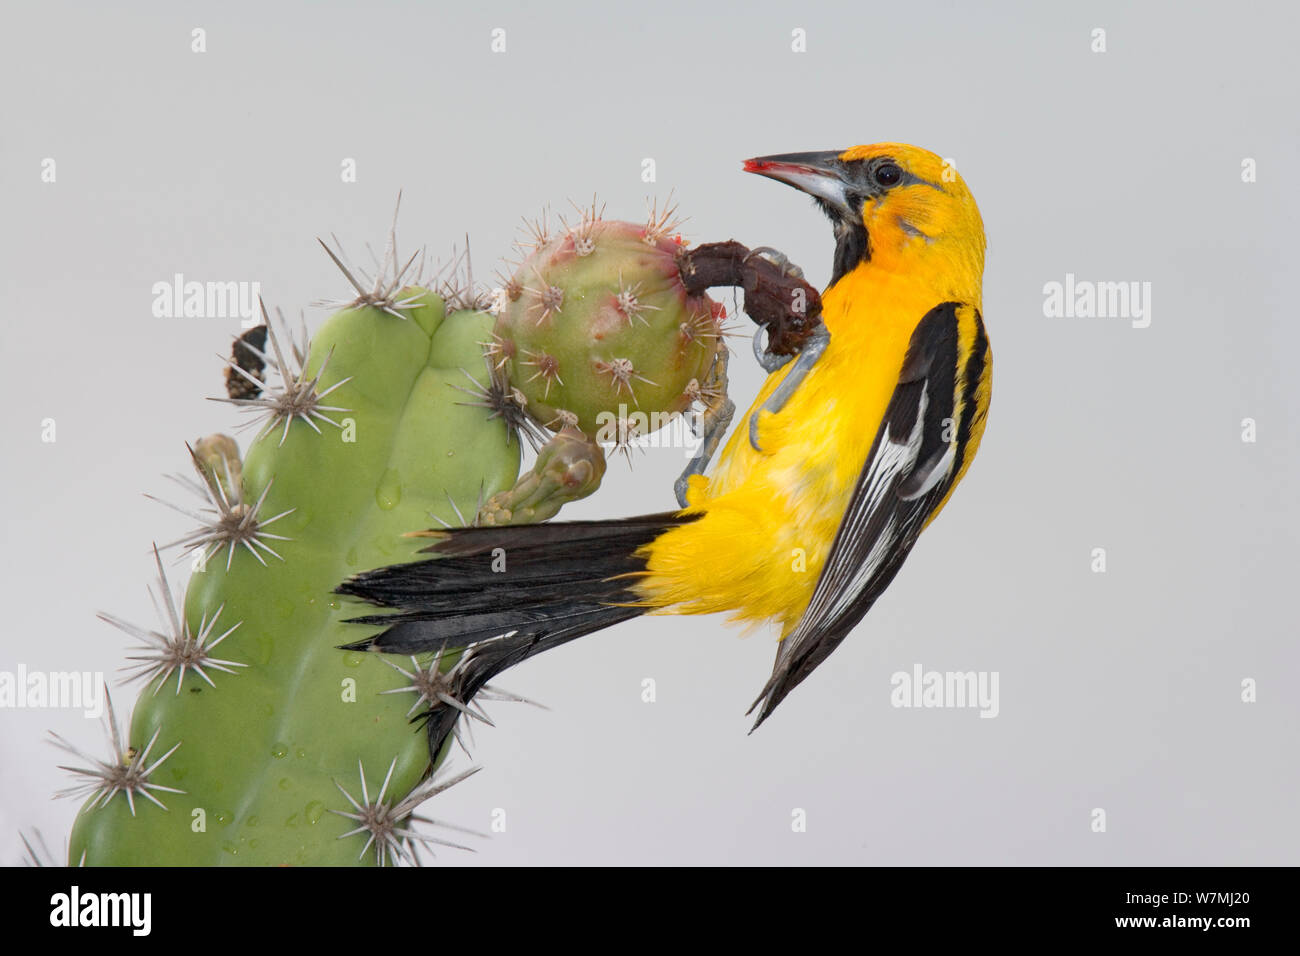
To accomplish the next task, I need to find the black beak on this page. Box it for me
[743,150,855,220]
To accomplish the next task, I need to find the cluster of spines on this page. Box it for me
[48,687,184,817]
[51,213,540,867]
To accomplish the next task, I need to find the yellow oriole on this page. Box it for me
[340,143,991,738]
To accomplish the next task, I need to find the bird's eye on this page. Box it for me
[874,163,903,188]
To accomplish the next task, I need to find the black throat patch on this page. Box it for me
[831,222,870,285]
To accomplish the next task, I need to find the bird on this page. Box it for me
[337,142,992,747]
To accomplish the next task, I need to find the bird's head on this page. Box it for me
[744,143,985,287]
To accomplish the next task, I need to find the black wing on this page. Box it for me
[747,301,973,729]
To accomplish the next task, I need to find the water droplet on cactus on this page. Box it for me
[252,634,274,666]
[375,467,402,510]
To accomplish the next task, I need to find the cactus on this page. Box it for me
[490,199,729,451]
[60,224,528,864]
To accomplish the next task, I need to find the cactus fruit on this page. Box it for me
[490,200,729,448]
[475,426,607,525]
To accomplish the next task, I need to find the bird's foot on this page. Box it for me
[745,246,805,280]
[748,325,831,451]
[674,348,735,507]
[675,396,734,507]
[752,326,796,373]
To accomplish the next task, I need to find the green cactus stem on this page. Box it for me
[64,234,522,865]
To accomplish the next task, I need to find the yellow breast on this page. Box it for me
[632,266,941,633]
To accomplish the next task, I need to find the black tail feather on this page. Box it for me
[416,604,643,755]
[409,514,690,559]
[335,511,697,758]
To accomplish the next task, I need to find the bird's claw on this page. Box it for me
[672,474,692,509]
[752,326,795,373]
[674,347,734,508]
[674,397,734,508]
[748,325,831,452]
[746,246,805,280]
[748,408,764,451]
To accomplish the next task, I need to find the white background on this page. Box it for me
[1,0,1296,864]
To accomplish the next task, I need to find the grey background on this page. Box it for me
[2,0,1297,865]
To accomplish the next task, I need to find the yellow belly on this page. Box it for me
[631,271,936,634]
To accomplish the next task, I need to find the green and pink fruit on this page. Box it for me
[491,204,727,441]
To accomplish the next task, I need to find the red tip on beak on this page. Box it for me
[740,150,854,217]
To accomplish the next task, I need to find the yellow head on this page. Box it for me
[744,143,985,294]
